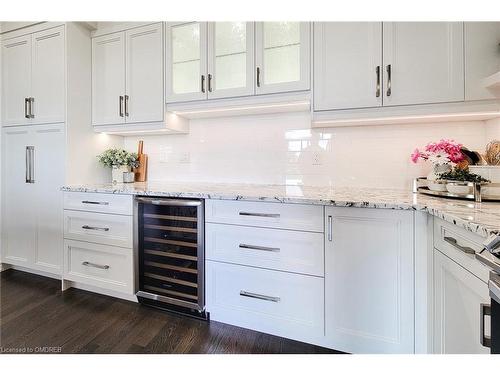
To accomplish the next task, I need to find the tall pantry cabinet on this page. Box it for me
[1,22,121,275]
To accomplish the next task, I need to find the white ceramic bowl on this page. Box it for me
[446,183,472,195]
[469,166,500,196]
[427,180,448,192]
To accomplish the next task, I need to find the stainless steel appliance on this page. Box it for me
[476,234,500,353]
[135,197,206,319]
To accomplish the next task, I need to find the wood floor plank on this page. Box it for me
[0,269,341,354]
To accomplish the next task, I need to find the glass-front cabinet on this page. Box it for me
[207,22,254,99]
[255,22,311,94]
[166,22,207,103]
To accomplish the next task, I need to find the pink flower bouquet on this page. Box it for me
[411,139,464,166]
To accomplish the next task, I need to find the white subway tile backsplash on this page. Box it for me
[124,112,490,189]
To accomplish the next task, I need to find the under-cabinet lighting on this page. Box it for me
[171,100,311,116]
[98,129,171,135]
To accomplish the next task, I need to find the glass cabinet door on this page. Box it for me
[166,22,207,103]
[207,22,254,99]
[255,22,310,95]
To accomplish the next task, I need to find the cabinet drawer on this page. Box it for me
[64,210,133,248]
[63,240,134,294]
[206,223,324,276]
[63,192,133,215]
[205,200,323,232]
[206,261,324,343]
[433,217,489,283]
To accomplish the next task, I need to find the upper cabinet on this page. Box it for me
[1,26,65,127]
[166,22,311,104]
[255,22,310,95]
[314,22,382,111]
[92,22,164,126]
[382,22,464,106]
[166,22,207,103]
[207,22,254,99]
[465,22,500,101]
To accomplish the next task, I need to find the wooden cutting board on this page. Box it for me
[134,140,148,182]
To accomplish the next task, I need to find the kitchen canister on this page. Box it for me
[123,172,135,183]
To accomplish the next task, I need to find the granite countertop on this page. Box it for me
[61,182,500,237]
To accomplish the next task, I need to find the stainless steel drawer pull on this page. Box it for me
[238,212,280,218]
[443,236,475,255]
[136,197,202,206]
[82,225,110,232]
[82,261,110,270]
[240,290,280,303]
[24,98,30,118]
[81,200,110,205]
[386,64,392,96]
[480,303,491,348]
[328,215,333,242]
[239,244,280,252]
[375,66,381,98]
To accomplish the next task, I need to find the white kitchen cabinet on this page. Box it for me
[207,22,254,99]
[92,22,165,127]
[166,22,208,103]
[1,34,32,126]
[1,26,65,127]
[31,27,65,125]
[324,207,415,353]
[255,22,310,94]
[465,22,500,101]
[92,32,126,126]
[382,22,464,106]
[433,249,490,354]
[1,124,64,273]
[313,22,382,111]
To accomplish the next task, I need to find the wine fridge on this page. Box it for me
[135,197,206,319]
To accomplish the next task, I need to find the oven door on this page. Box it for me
[490,274,500,354]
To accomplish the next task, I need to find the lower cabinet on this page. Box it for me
[433,249,490,354]
[324,207,415,353]
[206,260,325,344]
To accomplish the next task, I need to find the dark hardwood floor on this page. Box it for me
[0,269,340,354]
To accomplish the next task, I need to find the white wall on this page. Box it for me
[123,112,492,189]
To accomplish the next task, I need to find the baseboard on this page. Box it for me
[8,265,61,280]
[0,263,12,272]
[63,280,138,303]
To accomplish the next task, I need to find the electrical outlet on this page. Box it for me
[178,152,190,164]
[312,152,322,166]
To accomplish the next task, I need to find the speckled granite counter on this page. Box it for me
[61,182,500,237]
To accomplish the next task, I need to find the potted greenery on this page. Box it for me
[97,148,139,183]
[438,167,490,195]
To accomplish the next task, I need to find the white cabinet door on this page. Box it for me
[465,22,500,101]
[433,249,490,354]
[383,22,464,106]
[92,32,126,126]
[166,22,208,103]
[255,22,310,94]
[207,22,254,99]
[33,124,65,273]
[313,22,382,111]
[31,26,65,125]
[125,23,164,123]
[1,34,32,126]
[324,207,414,354]
[1,127,36,266]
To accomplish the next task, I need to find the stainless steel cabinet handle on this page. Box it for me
[375,66,381,98]
[25,146,35,184]
[29,97,34,118]
[124,95,129,117]
[208,74,213,92]
[386,64,392,97]
[25,146,30,183]
[81,200,109,205]
[443,236,475,255]
[239,212,280,218]
[119,95,124,117]
[240,290,280,303]
[201,75,206,93]
[24,98,30,119]
[328,215,333,242]
[82,261,110,270]
[135,197,201,206]
[82,225,110,232]
[239,244,280,252]
[256,67,261,87]
[480,303,491,348]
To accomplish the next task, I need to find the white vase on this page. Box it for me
[427,164,451,192]
[111,165,130,184]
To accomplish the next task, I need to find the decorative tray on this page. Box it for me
[413,177,500,202]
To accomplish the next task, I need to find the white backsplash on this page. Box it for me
[123,112,496,189]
